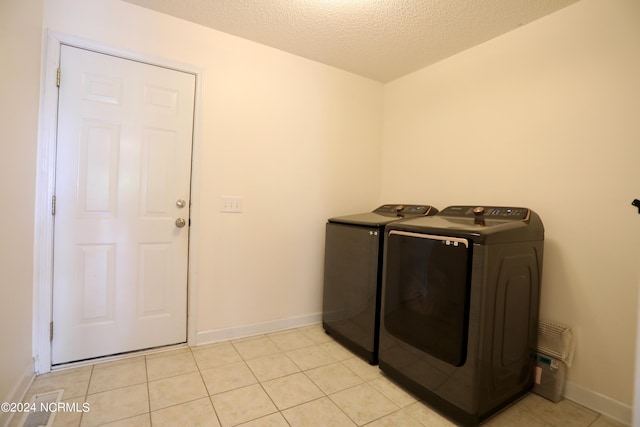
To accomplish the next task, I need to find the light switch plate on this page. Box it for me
[220,197,243,213]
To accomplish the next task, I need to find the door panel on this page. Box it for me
[52,45,195,364]
[77,244,115,323]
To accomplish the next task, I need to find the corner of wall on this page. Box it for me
[565,381,632,425]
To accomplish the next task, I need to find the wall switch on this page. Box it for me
[220,197,243,213]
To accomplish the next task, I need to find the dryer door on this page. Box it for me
[322,222,381,354]
[384,231,472,366]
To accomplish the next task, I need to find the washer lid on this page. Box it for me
[328,204,437,227]
[386,205,544,244]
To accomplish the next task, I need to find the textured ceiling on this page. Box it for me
[121,0,580,82]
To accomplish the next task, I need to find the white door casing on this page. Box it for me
[51,45,195,364]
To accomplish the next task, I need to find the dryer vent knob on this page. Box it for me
[473,206,485,216]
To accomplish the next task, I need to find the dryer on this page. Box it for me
[322,204,438,364]
[379,205,544,426]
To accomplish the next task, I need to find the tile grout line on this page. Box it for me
[78,364,94,426]
[299,329,378,425]
[144,354,152,426]
[227,331,337,426]
[190,347,224,427]
[297,365,360,427]
[273,331,375,427]
[240,334,288,426]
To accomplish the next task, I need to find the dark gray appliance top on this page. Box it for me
[386,205,544,244]
[328,204,438,227]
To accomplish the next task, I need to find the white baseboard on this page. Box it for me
[195,312,322,346]
[1,359,35,427]
[565,380,632,426]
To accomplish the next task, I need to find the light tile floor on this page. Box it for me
[9,324,627,427]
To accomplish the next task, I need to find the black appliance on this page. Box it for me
[322,204,438,364]
[379,205,544,426]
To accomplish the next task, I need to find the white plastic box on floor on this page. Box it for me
[533,320,574,403]
[533,352,567,402]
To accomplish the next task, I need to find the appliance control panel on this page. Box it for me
[439,205,529,220]
[374,204,433,216]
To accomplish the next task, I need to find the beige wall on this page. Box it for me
[381,0,640,412]
[41,0,384,340]
[0,0,43,407]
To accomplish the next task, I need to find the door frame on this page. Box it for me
[33,30,203,374]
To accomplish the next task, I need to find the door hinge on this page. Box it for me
[56,68,61,87]
[49,322,54,342]
[52,195,56,215]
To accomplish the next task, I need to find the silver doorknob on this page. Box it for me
[176,199,186,208]
[175,218,186,228]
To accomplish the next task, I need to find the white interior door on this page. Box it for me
[52,45,195,365]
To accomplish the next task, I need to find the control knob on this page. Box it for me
[473,206,485,225]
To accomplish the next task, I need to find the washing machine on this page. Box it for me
[379,205,544,426]
[322,204,438,364]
